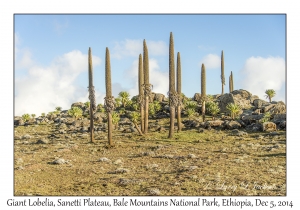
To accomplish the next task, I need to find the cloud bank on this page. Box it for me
[239,56,285,102]
[15,50,102,116]
[199,54,221,69]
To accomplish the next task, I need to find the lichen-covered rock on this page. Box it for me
[273,114,286,121]
[193,93,202,102]
[93,112,104,123]
[278,121,286,130]
[204,120,224,128]
[71,102,85,110]
[224,120,241,129]
[262,122,277,132]
[241,114,264,125]
[263,104,276,113]
[217,89,252,113]
[154,93,165,102]
[269,102,286,114]
[253,99,269,109]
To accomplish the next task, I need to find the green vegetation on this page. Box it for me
[260,112,272,123]
[55,107,62,112]
[184,100,197,110]
[186,108,196,120]
[226,103,241,119]
[68,107,83,119]
[97,104,105,113]
[111,112,120,127]
[265,89,276,102]
[206,101,220,120]
[84,101,90,108]
[118,91,130,108]
[130,111,143,135]
[22,114,31,122]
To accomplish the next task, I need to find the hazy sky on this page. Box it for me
[14,14,286,116]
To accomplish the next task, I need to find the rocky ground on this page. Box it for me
[14,90,286,196]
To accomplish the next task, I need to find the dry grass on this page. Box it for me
[14,119,286,196]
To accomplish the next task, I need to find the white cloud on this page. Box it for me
[112,39,167,59]
[15,33,35,69]
[15,50,102,116]
[239,56,286,102]
[199,54,220,69]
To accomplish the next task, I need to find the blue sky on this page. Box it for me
[15,14,286,116]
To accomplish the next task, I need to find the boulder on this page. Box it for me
[193,93,201,102]
[245,123,262,132]
[149,93,156,103]
[224,120,241,129]
[241,114,264,125]
[262,122,277,132]
[72,120,81,127]
[71,102,85,111]
[216,89,252,113]
[253,99,269,109]
[14,117,24,126]
[231,129,248,136]
[93,112,104,123]
[273,114,286,122]
[204,120,224,128]
[269,102,286,114]
[154,93,165,102]
[263,104,276,113]
[278,121,286,130]
[250,95,259,103]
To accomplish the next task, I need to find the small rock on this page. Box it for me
[188,166,198,171]
[118,178,131,186]
[22,134,31,139]
[36,139,49,144]
[51,158,67,165]
[148,188,160,196]
[108,168,129,174]
[98,157,111,162]
[198,128,205,133]
[15,158,23,164]
[187,154,196,159]
[256,135,264,140]
[15,166,24,170]
[141,151,155,156]
[114,159,123,165]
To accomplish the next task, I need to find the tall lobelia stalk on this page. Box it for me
[88,47,97,143]
[104,47,115,146]
[176,52,182,132]
[230,71,234,92]
[221,50,225,95]
[201,63,206,122]
[143,40,151,135]
[138,54,145,133]
[168,32,178,139]
[229,74,232,93]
